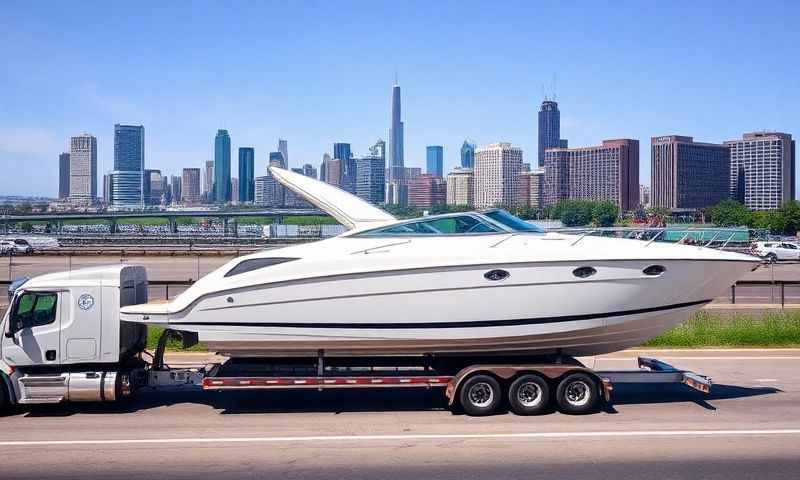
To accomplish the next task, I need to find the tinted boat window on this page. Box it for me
[225,258,298,277]
[483,209,544,233]
[359,215,502,236]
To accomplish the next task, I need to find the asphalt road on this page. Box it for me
[1,350,798,479]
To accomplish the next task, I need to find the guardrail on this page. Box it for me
[729,280,800,308]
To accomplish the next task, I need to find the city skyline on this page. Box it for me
[1,2,800,197]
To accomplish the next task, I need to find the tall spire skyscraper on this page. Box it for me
[388,82,404,182]
[537,99,561,167]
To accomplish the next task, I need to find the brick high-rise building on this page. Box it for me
[181,168,201,205]
[474,143,524,209]
[651,135,729,210]
[519,168,545,209]
[543,139,639,211]
[408,174,446,209]
[446,167,474,206]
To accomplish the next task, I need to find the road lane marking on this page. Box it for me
[754,378,779,382]
[2,430,800,447]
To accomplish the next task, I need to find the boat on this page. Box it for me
[119,167,760,357]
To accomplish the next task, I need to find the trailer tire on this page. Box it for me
[0,380,8,413]
[508,374,550,415]
[555,373,598,415]
[458,374,502,416]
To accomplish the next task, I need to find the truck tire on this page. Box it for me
[458,374,502,416]
[555,373,598,415]
[508,374,550,415]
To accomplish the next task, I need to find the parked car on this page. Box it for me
[0,241,13,256]
[750,241,800,263]
[0,239,34,255]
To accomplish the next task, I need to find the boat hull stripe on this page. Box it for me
[168,299,710,330]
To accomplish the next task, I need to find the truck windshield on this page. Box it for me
[482,209,544,233]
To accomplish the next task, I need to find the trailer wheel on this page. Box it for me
[555,373,598,415]
[0,381,8,413]
[508,374,550,415]
[458,374,502,416]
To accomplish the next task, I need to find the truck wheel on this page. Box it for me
[508,374,550,415]
[555,373,598,415]
[458,374,501,416]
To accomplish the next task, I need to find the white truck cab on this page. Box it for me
[1,265,148,406]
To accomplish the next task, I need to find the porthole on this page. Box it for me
[572,266,597,279]
[484,269,510,281]
[643,265,666,276]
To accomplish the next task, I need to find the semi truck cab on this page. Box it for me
[1,265,148,406]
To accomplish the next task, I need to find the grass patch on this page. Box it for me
[146,326,206,352]
[645,310,800,348]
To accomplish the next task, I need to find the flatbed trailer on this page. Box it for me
[139,332,712,416]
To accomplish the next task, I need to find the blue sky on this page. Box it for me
[1,0,799,196]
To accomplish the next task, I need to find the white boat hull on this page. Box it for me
[136,258,753,357]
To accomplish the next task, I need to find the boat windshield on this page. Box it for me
[355,214,503,236]
[481,209,545,233]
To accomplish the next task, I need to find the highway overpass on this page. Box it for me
[0,209,330,234]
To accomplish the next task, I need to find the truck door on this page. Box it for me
[1,290,62,366]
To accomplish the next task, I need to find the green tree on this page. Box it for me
[778,201,800,235]
[556,199,594,227]
[591,201,619,227]
[708,200,751,227]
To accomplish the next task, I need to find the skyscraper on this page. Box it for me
[333,142,356,193]
[356,148,386,205]
[426,146,444,178]
[388,82,404,182]
[145,169,163,205]
[230,178,239,204]
[302,163,317,179]
[112,124,145,209]
[103,173,112,204]
[460,140,476,169]
[320,153,331,182]
[725,132,795,210]
[262,152,286,206]
[214,129,231,203]
[651,135,730,210]
[278,139,288,168]
[69,133,97,204]
[170,175,182,205]
[58,152,70,199]
[474,143,524,209]
[538,100,564,167]
[238,147,255,203]
[181,168,201,205]
[543,139,639,211]
[203,160,214,198]
[446,167,475,206]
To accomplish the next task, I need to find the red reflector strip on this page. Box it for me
[202,376,454,389]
